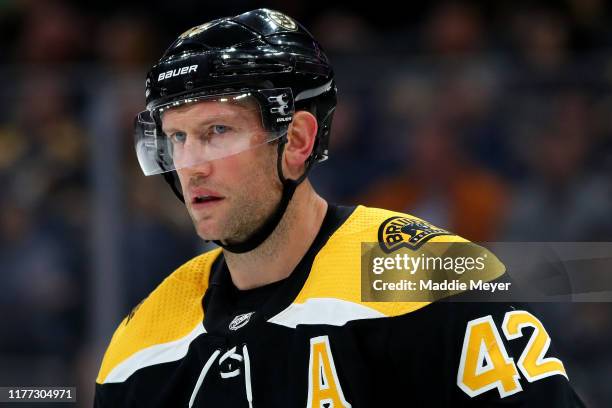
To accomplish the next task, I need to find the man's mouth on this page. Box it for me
[192,195,224,204]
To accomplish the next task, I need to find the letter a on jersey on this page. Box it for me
[307,336,351,408]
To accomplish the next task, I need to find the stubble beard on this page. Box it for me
[193,146,282,244]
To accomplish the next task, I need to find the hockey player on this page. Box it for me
[95,9,584,407]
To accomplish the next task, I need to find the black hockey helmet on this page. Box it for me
[134,8,337,253]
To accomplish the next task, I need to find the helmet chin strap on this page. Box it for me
[213,135,311,254]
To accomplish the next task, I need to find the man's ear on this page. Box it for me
[282,110,318,179]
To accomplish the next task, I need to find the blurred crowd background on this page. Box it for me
[0,0,611,406]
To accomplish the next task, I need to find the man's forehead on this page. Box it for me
[163,99,250,117]
[161,98,259,126]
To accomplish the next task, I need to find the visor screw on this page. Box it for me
[160,87,167,96]
[185,80,194,90]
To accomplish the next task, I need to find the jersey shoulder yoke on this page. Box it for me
[269,205,504,326]
[96,247,222,384]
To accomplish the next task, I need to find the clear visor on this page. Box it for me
[135,90,292,175]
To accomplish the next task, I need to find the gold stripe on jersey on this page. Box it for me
[96,248,222,384]
[293,206,505,317]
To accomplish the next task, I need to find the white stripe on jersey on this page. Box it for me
[268,298,385,328]
[103,322,206,383]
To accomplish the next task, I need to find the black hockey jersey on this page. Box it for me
[95,205,584,407]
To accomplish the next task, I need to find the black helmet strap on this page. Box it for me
[213,134,311,254]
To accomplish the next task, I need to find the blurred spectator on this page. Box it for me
[16,1,88,63]
[503,5,574,93]
[502,91,612,241]
[96,13,158,71]
[567,0,612,51]
[359,115,508,242]
[423,2,485,57]
[0,201,82,357]
[312,9,377,54]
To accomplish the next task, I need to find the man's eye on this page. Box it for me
[212,125,228,134]
[169,132,187,144]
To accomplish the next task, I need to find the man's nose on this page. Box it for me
[176,136,213,175]
[191,159,213,177]
[182,155,213,177]
[178,160,213,188]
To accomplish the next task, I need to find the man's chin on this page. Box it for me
[195,224,250,246]
[196,230,222,242]
[193,220,222,242]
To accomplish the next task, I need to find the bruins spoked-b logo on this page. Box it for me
[378,216,451,253]
[267,10,298,31]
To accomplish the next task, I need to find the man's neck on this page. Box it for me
[223,182,328,290]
